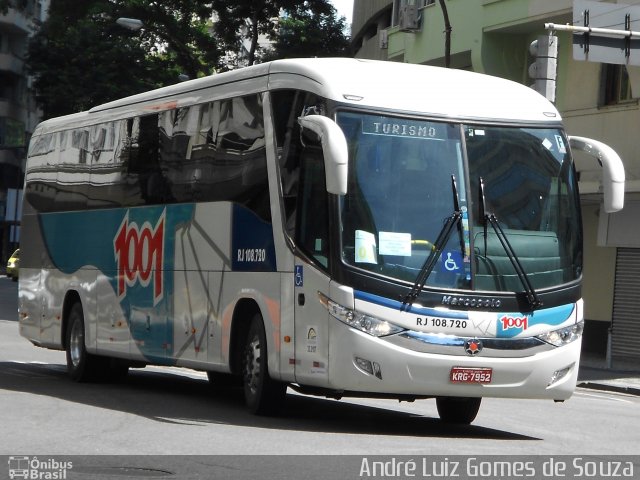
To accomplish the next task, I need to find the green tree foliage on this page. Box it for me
[25,0,350,118]
[212,0,349,68]
[265,2,349,61]
[27,0,219,118]
[122,0,219,80]
[211,0,281,67]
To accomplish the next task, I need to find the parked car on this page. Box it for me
[6,249,19,281]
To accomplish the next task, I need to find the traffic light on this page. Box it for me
[528,34,558,102]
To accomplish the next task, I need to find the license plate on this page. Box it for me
[450,367,493,384]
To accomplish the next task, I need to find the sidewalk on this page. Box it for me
[578,352,640,396]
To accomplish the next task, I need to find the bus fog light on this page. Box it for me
[548,362,575,386]
[354,357,383,379]
[355,356,374,375]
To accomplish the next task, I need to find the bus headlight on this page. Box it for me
[536,321,584,347]
[318,293,405,337]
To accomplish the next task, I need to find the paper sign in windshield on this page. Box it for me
[355,230,377,264]
[379,231,412,256]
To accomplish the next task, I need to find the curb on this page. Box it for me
[577,381,640,397]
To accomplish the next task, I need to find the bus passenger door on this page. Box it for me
[292,146,332,386]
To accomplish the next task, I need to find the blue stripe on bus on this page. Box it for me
[496,303,575,338]
[355,290,576,336]
[231,204,277,272]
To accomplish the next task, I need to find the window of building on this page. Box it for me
[0,118,25,148]
[601,64,635,106]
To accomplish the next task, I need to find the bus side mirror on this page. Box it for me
[568,136,625,213]
[298,115,348,195]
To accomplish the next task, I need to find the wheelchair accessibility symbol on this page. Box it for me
[295,265,304,287]
[442,251,462,272]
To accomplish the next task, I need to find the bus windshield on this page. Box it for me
[337,111,582,293]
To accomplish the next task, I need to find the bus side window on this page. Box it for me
[126,114,161,206]
[86,119,140,209]
[25,133,57,212]
[55,127,88,211]
[296,144,329,268]
[271,89,330,267]
[159,107,197,203]
[179,95,270,219]
[217,95,270,221]
[272,90,301,236]
[178,101,220,203]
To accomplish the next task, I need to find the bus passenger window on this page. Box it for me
[296,145,329,268]
[159,107,197,203]
[271,90,302,236]
[25,133,57,211]
[271,89,327,247]
[86,121,124,209]
[54,128,88,211]
[127,114,162,206]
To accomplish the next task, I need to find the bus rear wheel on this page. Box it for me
[65,302,101,382]
[65,302,130,382]
[242,314,286,415]
[436,396,481,425]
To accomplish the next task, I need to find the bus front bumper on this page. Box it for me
[326,321,581,401]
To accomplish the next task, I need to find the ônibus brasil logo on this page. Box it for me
[114,210,165,305]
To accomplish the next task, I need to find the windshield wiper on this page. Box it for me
[478,177,542,310]
[402,175,463,311]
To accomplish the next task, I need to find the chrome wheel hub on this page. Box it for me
[69,320,83,368]
[244,335,261,395]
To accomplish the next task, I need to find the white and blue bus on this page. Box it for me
[19,58,624,424]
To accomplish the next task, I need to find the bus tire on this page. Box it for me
[65,302,101,382]
[242,314,286,415]
[436,396,481,425]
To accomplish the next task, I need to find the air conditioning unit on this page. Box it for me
[398,4,420,31]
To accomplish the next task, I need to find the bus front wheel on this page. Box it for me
[242,314,286,415]
[436,396,481,425]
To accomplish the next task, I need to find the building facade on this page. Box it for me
[0,0,48,263]
[352,0,640,364]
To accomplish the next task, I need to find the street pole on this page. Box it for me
[438,0,452,68]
